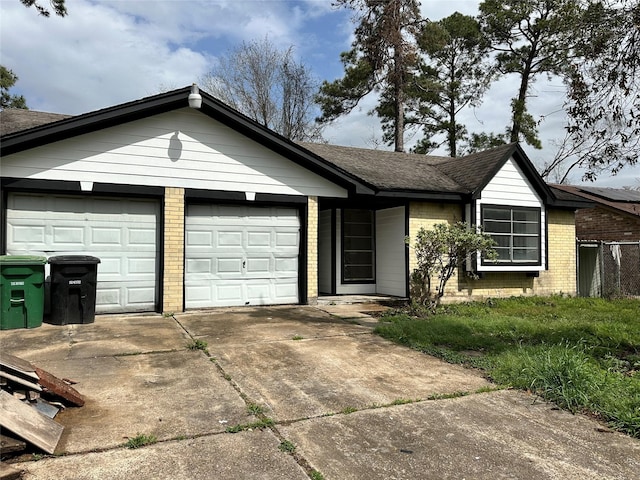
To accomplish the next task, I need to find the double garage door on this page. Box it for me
[6,193,159,314]
[5,194,301,313]
[185,204,300,308]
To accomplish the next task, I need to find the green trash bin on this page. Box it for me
[0,255,47,330]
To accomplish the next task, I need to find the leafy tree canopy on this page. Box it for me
[1,66,28,110]
[316,0,422,152]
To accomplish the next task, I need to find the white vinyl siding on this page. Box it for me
[375,207,407,297]
[476,157,546,272]
[318,209,333,294]
[1,109,347,198]
[6,193,159,313]
[184,204,300,308]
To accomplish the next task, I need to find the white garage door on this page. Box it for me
[185,204,300,308]
[6,193,159,313]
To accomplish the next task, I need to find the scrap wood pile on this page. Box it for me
[0,352,84,457]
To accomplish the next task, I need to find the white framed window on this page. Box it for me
[481,205,541,265]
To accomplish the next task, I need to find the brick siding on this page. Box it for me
[575,206,640,242]
[162,187,185,313]
[307,196,318,305]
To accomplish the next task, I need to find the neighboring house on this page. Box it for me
[0,86,589,314]
[551,185,640,242]
[552,184,640,297]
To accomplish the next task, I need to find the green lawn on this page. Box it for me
[374,296,640,437]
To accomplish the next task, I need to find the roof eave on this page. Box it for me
[376,190,468,202]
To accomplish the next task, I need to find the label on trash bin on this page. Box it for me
[69,280,82,285]
[11,281,25,286]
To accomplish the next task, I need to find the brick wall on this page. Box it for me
[407,203,577,301]
[163,187,185,313]
[575,206,640,241]
[307,196,318,305]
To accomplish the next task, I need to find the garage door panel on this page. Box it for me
[275,257,298,274]
[91,227,121,246]
[185,204,300,307]
[52,226,85,246]
[246,257,271,275]
[247,231,271,247]
[7,193,159,313]
[11,225,46,245]
[186,230,212,247]
[96,288,122,311]
[217,257,243,275]
[218,231,243,247]
[128,228,157,246]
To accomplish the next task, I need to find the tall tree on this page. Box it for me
[315,0,422,152]
[542,0,639,182]
[479,0,582,149]
[1,66,28,110]
[200,37,322,141]
[20,0,67,17]
[411,12,495,157]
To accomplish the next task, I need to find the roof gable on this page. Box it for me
[436,143,554,203]
[0,86,373,195]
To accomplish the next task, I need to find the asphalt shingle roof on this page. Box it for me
[0,109,71,136]
[300,142,471,193]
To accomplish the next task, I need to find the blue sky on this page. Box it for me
[1,0,637,187]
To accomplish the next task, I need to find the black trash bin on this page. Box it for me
[48,255,100,325]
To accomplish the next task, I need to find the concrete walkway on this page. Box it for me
[1,306,638,479]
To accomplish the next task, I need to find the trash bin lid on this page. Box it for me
[48,255,101,265]
[0,255,47,265]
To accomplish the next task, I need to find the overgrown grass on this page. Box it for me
[375,296,640,437]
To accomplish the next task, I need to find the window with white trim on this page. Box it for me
[482,205,541,265]
[342,209,375,282]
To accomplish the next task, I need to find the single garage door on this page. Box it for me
[185,204,300,308]
[5,193,159,313]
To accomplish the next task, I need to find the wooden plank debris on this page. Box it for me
[0,353,38,379]
[0,370,42,391]
[0,390,63,454]
[0,353,41,391]
[0,462,24,480]
[0,433,26,454]
[35,367,85,407]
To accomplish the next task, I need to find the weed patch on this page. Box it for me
[278,440,296,453]
[186,339,208,351]
[246,403,265,416]
[125,433,157,449]
[225,418,275,433]
[376,296,640,437]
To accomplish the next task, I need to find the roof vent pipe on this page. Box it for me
[188,84,202,109]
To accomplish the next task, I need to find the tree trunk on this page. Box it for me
[511,44,537,143]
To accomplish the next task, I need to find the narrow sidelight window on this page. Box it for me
[342,209,375,282]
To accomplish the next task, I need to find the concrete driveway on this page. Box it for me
[1,306,638,479]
